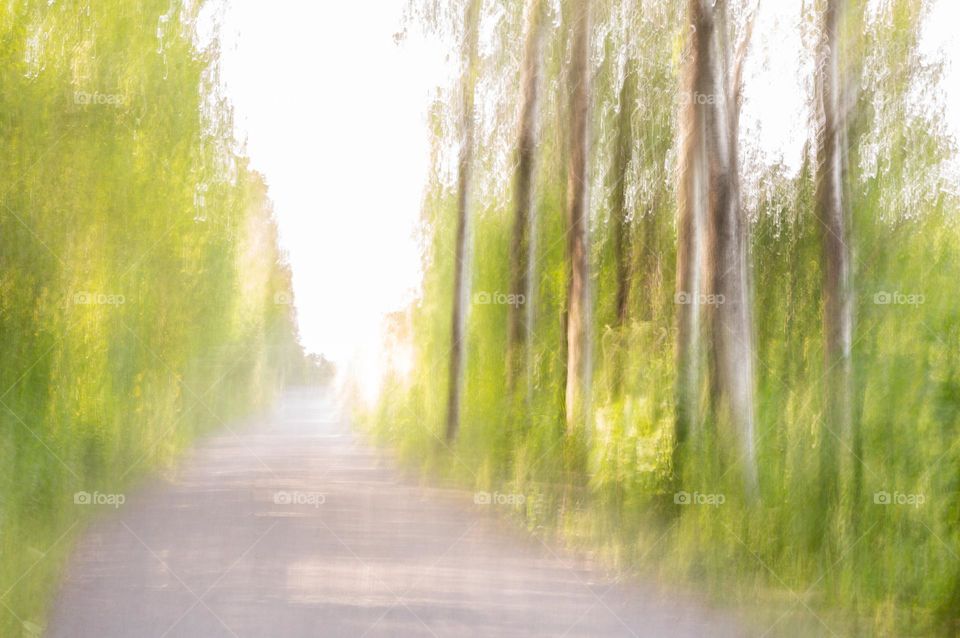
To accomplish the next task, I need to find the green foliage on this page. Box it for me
[0,1,301,633]
[364,0,960,635]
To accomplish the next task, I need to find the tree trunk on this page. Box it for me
[445,0,481,442]
[675,0,711,472]
[610,60,634,397]
[676,0,759,498]
[815,0,854,507]
[508,0,543,392]
[612,63,634,330]
[564,0,591,434]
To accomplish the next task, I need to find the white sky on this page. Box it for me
[217,0,446,364]
[214,0,958,368]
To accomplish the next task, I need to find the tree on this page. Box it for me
[445,0,482,442]
[609,58,635,397]
[813,0,855,510]
[564,0,591,434]
[675,0,759,497]
[507,0,544,392]
[675,1,709,467]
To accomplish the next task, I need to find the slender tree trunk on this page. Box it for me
[564,0,590,434]
[706,1,759,499]
[445,0,481,442]
[815,0,854,506]
[610,60,634,397]
[676,0,759,498]
[675,0,711,473]
[508,0,543,392]
[612,63,634,329]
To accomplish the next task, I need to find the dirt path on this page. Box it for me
[47,388,747,637]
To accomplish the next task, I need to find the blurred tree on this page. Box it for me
[564,0,591,434]
[507,0,543,394]
[814,0,856,525]
[445,0,481,442]
[609,58,635,397]
[676,0,759,497]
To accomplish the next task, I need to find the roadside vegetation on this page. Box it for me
[364,0,960,634]
[0,1,305,633]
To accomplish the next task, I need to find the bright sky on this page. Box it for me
[214,0,958,370]
[217,0,446,364]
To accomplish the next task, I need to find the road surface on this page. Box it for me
[48,388,747,637]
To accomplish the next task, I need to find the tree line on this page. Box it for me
[371,0,960,633]
[0,0,303,632]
